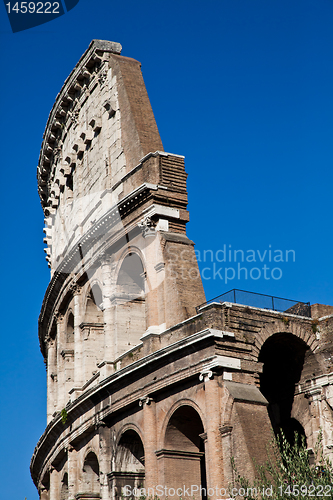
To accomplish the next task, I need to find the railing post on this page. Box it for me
[233,289,236,304]
[272,296,275,311]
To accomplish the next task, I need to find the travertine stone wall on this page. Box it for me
[38,40,163,272]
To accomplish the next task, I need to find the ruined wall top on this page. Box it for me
[37,40,165,270]
[37,39,163,206]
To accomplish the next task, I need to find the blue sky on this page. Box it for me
[0,0,332,497]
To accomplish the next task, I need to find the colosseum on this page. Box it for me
[31,40,333,500]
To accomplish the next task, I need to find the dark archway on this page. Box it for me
[79,451,100,496]
[163,405,207,500]
[66,312,74,343]
[112,429,145,500]
[259,333,308,446]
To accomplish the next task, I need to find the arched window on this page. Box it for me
[66,312,74,343]
[79,452,100,496]
[162,405,207,499]
[111,430,145,500]
[84,285,103,323]
[115,254,146,356]
[117,253,145,298]
[80,284,104,383]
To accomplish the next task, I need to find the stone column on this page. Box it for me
[73,285,83,388]
[306,387,333,462]
[46,337,57,424]
[102,256,115,362]
[199,370,224,498]
[49,466,59,500]
[68,445,78,500]
[98,422,112,500]
[220,424,233,486]
[139,396,158,491]
[140,225,160,332]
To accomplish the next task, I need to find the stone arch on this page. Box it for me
[111,428,145,500]
[84,283,103,323]
[258,332,311,446]
[115,422,145,448]
[115,246,146,275]
[159,398,206,450]
[114,250,146,354]
[78,451,100,498]
[116,249,146,299]
[252,319,320,360]
[161,404,207,500]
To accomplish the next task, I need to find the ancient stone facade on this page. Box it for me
[31,40,333,500]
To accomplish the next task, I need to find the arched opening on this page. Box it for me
[162,405,207,500]
[85,285,103,323]
[259,333,308,447]
[111,429,145,500]
[81,285,104,382]
[117,253,145,297]
[62,312,75,399]
[66,312,74,343]
[60,472,68,500]
[77,452,100,498]
[115,253,146,355]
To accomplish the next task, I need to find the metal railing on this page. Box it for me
[196,288,311,317]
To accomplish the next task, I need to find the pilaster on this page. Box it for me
[73,285,83,388]
[49,466,59,500]
[139,396,158,489]
[68,445,78,500]
[199,369,224,497]
[46,337,57,424]
[102,256,115,362]
[220,424,233,485]
[55,312,65,410]
[98,422,112,500]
